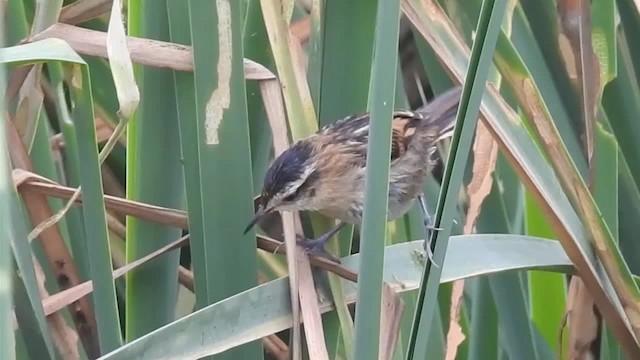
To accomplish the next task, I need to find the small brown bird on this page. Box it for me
[244,86,462,263]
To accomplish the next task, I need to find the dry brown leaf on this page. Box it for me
[49,114,118,150]
[5,65,33,105]
[254,45,305,360]
[15,169,189,229]
[15,169,360,283]
[178,266,194,293]
[60,0,112,25]
[564,278,598,360]
[263,335,290,360]
[14,67,44,151]
[5,120,100,357]
[29,23,275,80]
[445,281,465,360]
[43,235,188,316]
[290,16,311,44]
[260,0,328,357]
[379,284,404,360]
[32,256,80,360]
[464,121,499,234]
[445,121,498,360]
[100,163,125,200]
[104,211,196,293]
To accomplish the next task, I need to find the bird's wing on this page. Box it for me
[319,111,423,167]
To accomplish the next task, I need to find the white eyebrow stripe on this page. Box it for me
[281,161,317,198]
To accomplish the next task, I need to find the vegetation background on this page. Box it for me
[2,0,640,359]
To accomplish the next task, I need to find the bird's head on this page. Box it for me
[244,140,320,234]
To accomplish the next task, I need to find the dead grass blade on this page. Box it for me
[379,284,404,360]
[32,255,81,360]
[14,67,44,152]
[263,336,290,360]
[445,121,498,360]
[43,235,188,316]
[290,16,311,45]
[100,163,125,199]
[464,122,498,235]
[13,169,360,283]
[564,278,599,359]
[256,45,305,360]
[5,119,100,356]
[14,169,189,228]
[60,0,112,25]
[444,281,465,360]
[28,23,275,80]
[178,266,194,293]
[5,65,32,105]
[50,114,120,150]
[260,0,330,357]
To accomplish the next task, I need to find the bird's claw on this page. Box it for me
[422,237,438,268]
[422,215,440,268]
[296,235,341,264]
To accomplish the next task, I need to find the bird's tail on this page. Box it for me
[415,86,462,141]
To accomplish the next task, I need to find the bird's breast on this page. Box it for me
[313,154,432,224]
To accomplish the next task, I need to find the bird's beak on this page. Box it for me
[244,204,271,234]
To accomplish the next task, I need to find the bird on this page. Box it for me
[244,86,462,264]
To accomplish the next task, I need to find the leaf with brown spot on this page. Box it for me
[464,121,499,234]
[444,281,465,360]
[401,0,640,356]
[445,122,498,359]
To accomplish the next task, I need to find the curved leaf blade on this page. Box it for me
[97,235,573,360]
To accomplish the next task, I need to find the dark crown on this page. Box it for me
[261,140,315,204]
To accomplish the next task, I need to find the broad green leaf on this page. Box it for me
[408,1,509,358]
[352,1,402,359]
[98,235,574,360]
[187,1,262,358]
[165,0,208,306]
[1,38,123,354]
[126,0,182,340]
[403,1,639,354]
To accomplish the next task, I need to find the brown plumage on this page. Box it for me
[245,86,462,263]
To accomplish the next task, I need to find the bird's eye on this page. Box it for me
[281,169,317,203]
[283,191,298,202]
[283,183,306,202]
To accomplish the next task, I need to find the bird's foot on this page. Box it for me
[296,235,341,264]
[422,214,440,268]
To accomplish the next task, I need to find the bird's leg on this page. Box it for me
[296,221,346,263]
[417,195,441,267]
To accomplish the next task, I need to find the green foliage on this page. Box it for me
[3,0,640,359]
